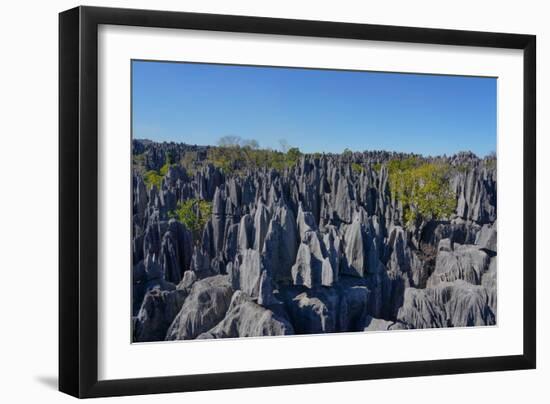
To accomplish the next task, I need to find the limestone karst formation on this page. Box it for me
[132,140,497,342]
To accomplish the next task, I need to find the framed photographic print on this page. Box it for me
[59,6,536,398]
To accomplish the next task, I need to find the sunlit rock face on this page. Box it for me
[132,140,497,341]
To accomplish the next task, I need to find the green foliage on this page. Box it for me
[351,162,364,174]
[455,163,470,174]
[387,157,420,173]
[168,199,213,242]
[342,148,353,160]
[132,152,147,175]
[387,158,456,226]
[143,170,163,189]
[286,147,302,165]
[484,160,496,170]
[142,152,174,189]
[241,139,259,149]
[266,151,287,171]
[207,138,302,174]
[483,154,497,170]
[372,162,382,172]
[180,151,198,174]
[133,152,146,165]
[159,153,175,176]
[159,161,171,176]
[208,146,238,172]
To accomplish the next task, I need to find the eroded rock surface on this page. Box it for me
[132,141,497,341]
[197,291,294,338]
[165,275,233,340]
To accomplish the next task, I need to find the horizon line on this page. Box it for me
[133,138,496,160]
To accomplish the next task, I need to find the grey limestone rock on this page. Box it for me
[253,202,271,251]
[165,275,233,340]
[396,286,447,328]
[159,219,193,284]
[428,240,490,287]
[189,246,215,279]
[280,277,370,334]
[386,226,424,287]
[134,287,188,342]
[363,316,395,331]
[177,270,197,290]
[237,214,254,251]
[258,269,276,306]
[223,222,240,263]
[132,140,498,341]
[322,227,341,286]
[397,280,495,328]
[143,253,162,280]
[481,257,497,315]
[476,223,497,253]
[261,205,298,284]
[283,288,340,334]
[291,231,335,289]
[334,176,355,224]
[342,215,368,277]
[197,291,294,338]
[455,168,497,224]
[296,203,318,241]
[235,249,263,299]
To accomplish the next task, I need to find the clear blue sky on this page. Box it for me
[132,60,496,157]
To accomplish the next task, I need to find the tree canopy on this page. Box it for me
[168,198,213,243]
[387,157,456,225]
[208,137,302,173]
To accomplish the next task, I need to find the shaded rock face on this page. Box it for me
[291,231,335,289]
[428,239,490,287]
[476,223,497,253]
[134,288,188,342]
[159,219,193,284]
[132,140,497,341]
[343,216,368,277]
[397,280,495,328]
[234,249,262,299]
[363,316,404,332]
[278,277,370,334]
[197,291,294,339]
[262,205,298,284]
[454,168,497,224]
[165,275,233,340]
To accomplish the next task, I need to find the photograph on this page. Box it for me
[130,60,498,343]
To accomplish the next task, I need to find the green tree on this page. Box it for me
[180,151,198,174]
[159,159,171,176]
[217,135,242,147]
[342,148,353,162]
[132,152,147,175]
[286,147,302,166]
[241,139,259,149]
[142,152,174,189]
[143,170,163,189]
[169,199,213,242]
[351,162,363,174]
[388,158,456,225]
[484,151,497,169]
[160,151,179,176]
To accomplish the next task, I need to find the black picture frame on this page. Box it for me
[59,5,536,398]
